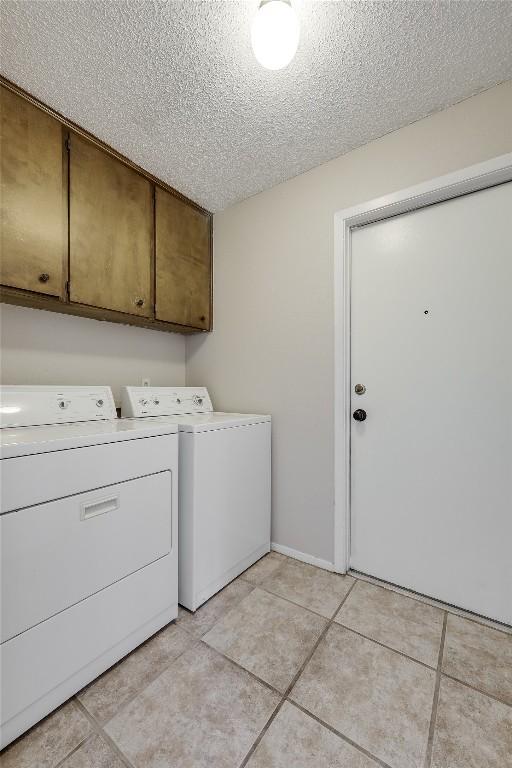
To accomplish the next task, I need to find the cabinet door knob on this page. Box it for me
[39,273,50,283]
[200,315,206,323]
[135,297,145,307]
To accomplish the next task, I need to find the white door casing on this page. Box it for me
[333,154,512,619]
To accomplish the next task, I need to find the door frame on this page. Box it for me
[333,152,512,574]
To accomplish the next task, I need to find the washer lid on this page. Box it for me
[176,412,271,432]
[125,412,271,433]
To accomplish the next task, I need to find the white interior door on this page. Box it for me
[350,182,512,625]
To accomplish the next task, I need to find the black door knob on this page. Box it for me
[353,409,367,422]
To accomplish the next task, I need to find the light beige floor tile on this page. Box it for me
[177,578,254,637]
[290,624,435,768]
[203,588,327,692]
[77,622,191,723]
[105,642,280,768]
[431,677,512,768]
[350,570,512,635]
[59,733,126,768]
[334,579,444,666]
[261,558,355,618]
[0,701,91,768]
[442,614,512,704]
[241,552,287,585]
[246,701,380,768]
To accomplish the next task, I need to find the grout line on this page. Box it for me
[175,613,207,638]
[75,626,196,728]
[333,622,438,671]
[207,576,359,700]
[423,611,448,768]
[350,569,512,636]
[0,701,89,761]
[441,672,512,709]
[248,575,440,673]
[237,695,284,768]
[73,698,136,768]
[251,583,343,621]
[188,552,349,640]
[289,700,393,768]
[175,582,258,638]
[237,578,358,768]
[201,641,284,697]
[284,578,357,699]
[184,580,328,645]
[248,557,511,639]
[53,735,91,768]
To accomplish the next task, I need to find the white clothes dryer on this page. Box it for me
[0,385,178,748]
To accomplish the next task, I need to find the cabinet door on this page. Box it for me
[0,85,66,297]
[69,134,152,317]
[155,188,211,330]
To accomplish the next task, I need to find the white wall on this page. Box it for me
[186,80,512,567]
[0,304,186,405]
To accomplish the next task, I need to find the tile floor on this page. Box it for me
[2,552,511,768]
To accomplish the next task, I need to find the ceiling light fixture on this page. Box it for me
[251,0,300,71]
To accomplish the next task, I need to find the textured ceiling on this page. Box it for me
[1,1,511,211]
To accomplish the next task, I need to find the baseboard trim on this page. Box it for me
[271,542,334,572]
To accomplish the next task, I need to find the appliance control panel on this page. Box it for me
[0,386,117,428]
[121,387,213,417]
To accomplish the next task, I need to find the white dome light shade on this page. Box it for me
[251,1,300,70]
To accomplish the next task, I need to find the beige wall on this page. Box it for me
[0,304,186,405]
[186,80,512,566]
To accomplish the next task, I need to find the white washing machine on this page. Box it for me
[0,385,178,749]
[121,386,271,611]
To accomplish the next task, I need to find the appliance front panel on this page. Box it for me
[1,433,177,513]
[178,421,271,610]
[2,471,173,643]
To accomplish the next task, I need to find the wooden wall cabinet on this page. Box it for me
[69,134,153,318]
[0,79,212,335]
[0,86,67,298]
[156,188,211,330]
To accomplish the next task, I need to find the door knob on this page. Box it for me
[353,409,367,422]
